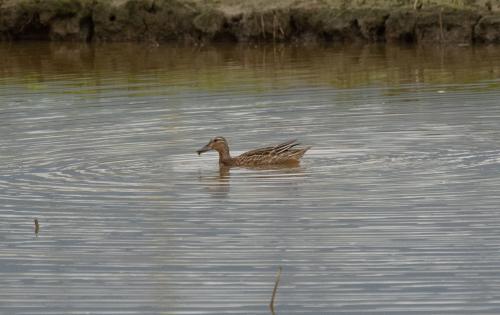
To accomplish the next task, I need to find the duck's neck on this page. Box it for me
[217,146,232,166]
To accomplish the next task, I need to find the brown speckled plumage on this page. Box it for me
[197,137,311,167]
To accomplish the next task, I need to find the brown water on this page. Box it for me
[1,42,500,314]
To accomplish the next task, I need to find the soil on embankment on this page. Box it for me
[1,0,500,44]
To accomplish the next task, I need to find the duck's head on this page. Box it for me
[197,137,229,155]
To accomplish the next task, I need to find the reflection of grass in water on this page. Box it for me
[382,80,500,97]
[21,73,49,91]
[127,91,171,97]
[3,43,500,93]
[483,82,500,91]
[25,82,48,91]
[60,88,101,95]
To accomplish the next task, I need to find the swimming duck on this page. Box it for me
[197,137,311,167]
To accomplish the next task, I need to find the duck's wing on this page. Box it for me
[238,139,300,158]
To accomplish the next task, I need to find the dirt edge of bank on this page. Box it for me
[1,0,500,44]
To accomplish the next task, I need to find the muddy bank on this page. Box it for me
[1,0,500,44]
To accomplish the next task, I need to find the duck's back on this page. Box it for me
[233,140,310,166]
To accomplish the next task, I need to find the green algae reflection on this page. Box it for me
[1,42,500,95]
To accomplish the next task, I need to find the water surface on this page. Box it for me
[1,42,500,314]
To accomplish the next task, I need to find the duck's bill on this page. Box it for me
[196,145,212,155]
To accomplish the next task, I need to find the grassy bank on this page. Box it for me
[1,0,500,44]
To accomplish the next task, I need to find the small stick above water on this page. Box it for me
[439,8,444,43]
[269,266,282,314]
[34,218,39,235]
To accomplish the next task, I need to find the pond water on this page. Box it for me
[1,42,500,314]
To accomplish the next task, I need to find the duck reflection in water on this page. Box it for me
[199,163,306,199]
[197,166,231,198]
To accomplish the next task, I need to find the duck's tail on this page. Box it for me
[289,146,311,160]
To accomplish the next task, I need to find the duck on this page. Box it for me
[197,137,311,167]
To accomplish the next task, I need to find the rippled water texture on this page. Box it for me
[1,42,500,314]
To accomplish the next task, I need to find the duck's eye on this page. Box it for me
[213,138,219,142]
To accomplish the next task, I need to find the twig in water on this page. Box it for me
[261,14,266,39]
[439,8,444,43]
[272,13,276,42]
[269,266,282,314]
[34,218,39,235]
[413,0,419,10]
